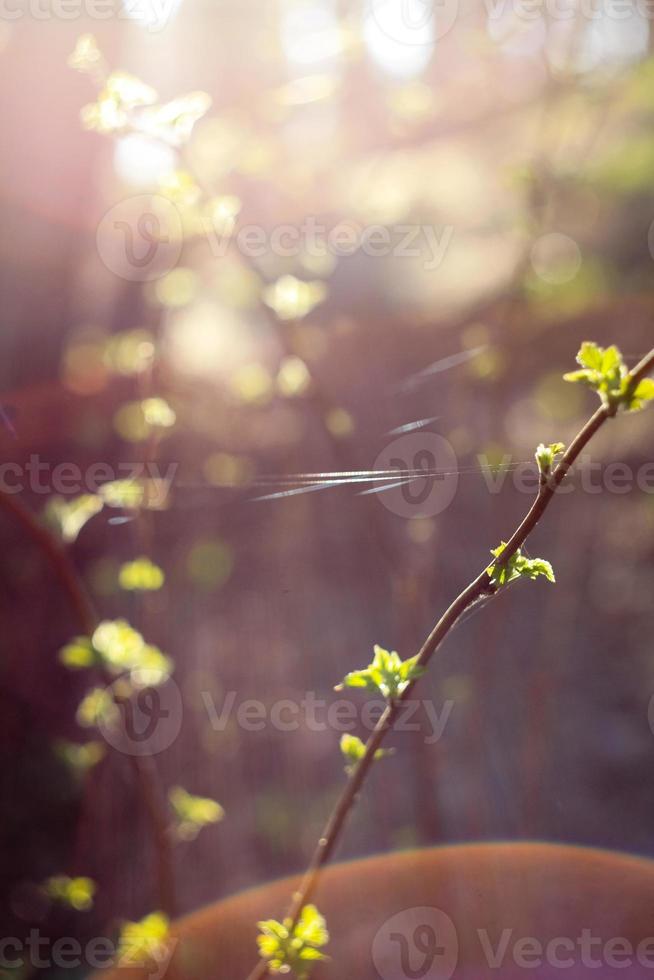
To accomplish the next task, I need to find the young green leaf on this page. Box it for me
[563,341,654,413]
[335,645,425,701]
[627,377,654,413]
[487,542,555,587]
[535,442,565,477]
[339,734,392,775]
[257,905,329,979]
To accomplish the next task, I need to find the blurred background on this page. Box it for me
[1,0,654,973]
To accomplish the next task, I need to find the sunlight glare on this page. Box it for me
[363,0,436,78]
[280,0,344,70]
[486,10,547,57]
[548,13,649,74]
[114,134,177,187]
[164,302,254,378]
[576,14,649,72]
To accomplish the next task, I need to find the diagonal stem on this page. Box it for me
[245,346,654,980]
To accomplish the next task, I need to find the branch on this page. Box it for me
[0,491,96,635]
[245,346,654,980]
[0,490,177,916]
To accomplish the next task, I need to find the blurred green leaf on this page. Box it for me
[54,740,105,776]
[168,786,224,841]
[119,557,165,591]
[91,620,173,686]
[59,636,96,669]
[118,913,170,967]
[43,875,95,911]
[76,688,118,729]
[339,733,392,775]
[589,134,654,194]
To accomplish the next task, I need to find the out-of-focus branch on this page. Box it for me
[0,489,177,916]
[0,491,96,635]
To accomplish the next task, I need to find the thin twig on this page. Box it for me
[0,490,177,916]
[245,347,654,980]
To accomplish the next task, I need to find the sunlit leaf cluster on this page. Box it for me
[564,342,654,413]
[70,36,211,145]
[487,542,555,588]
[60,619,172,687]
[257,905,329,979]
[336,645,425,701]
[118,913,170,967]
